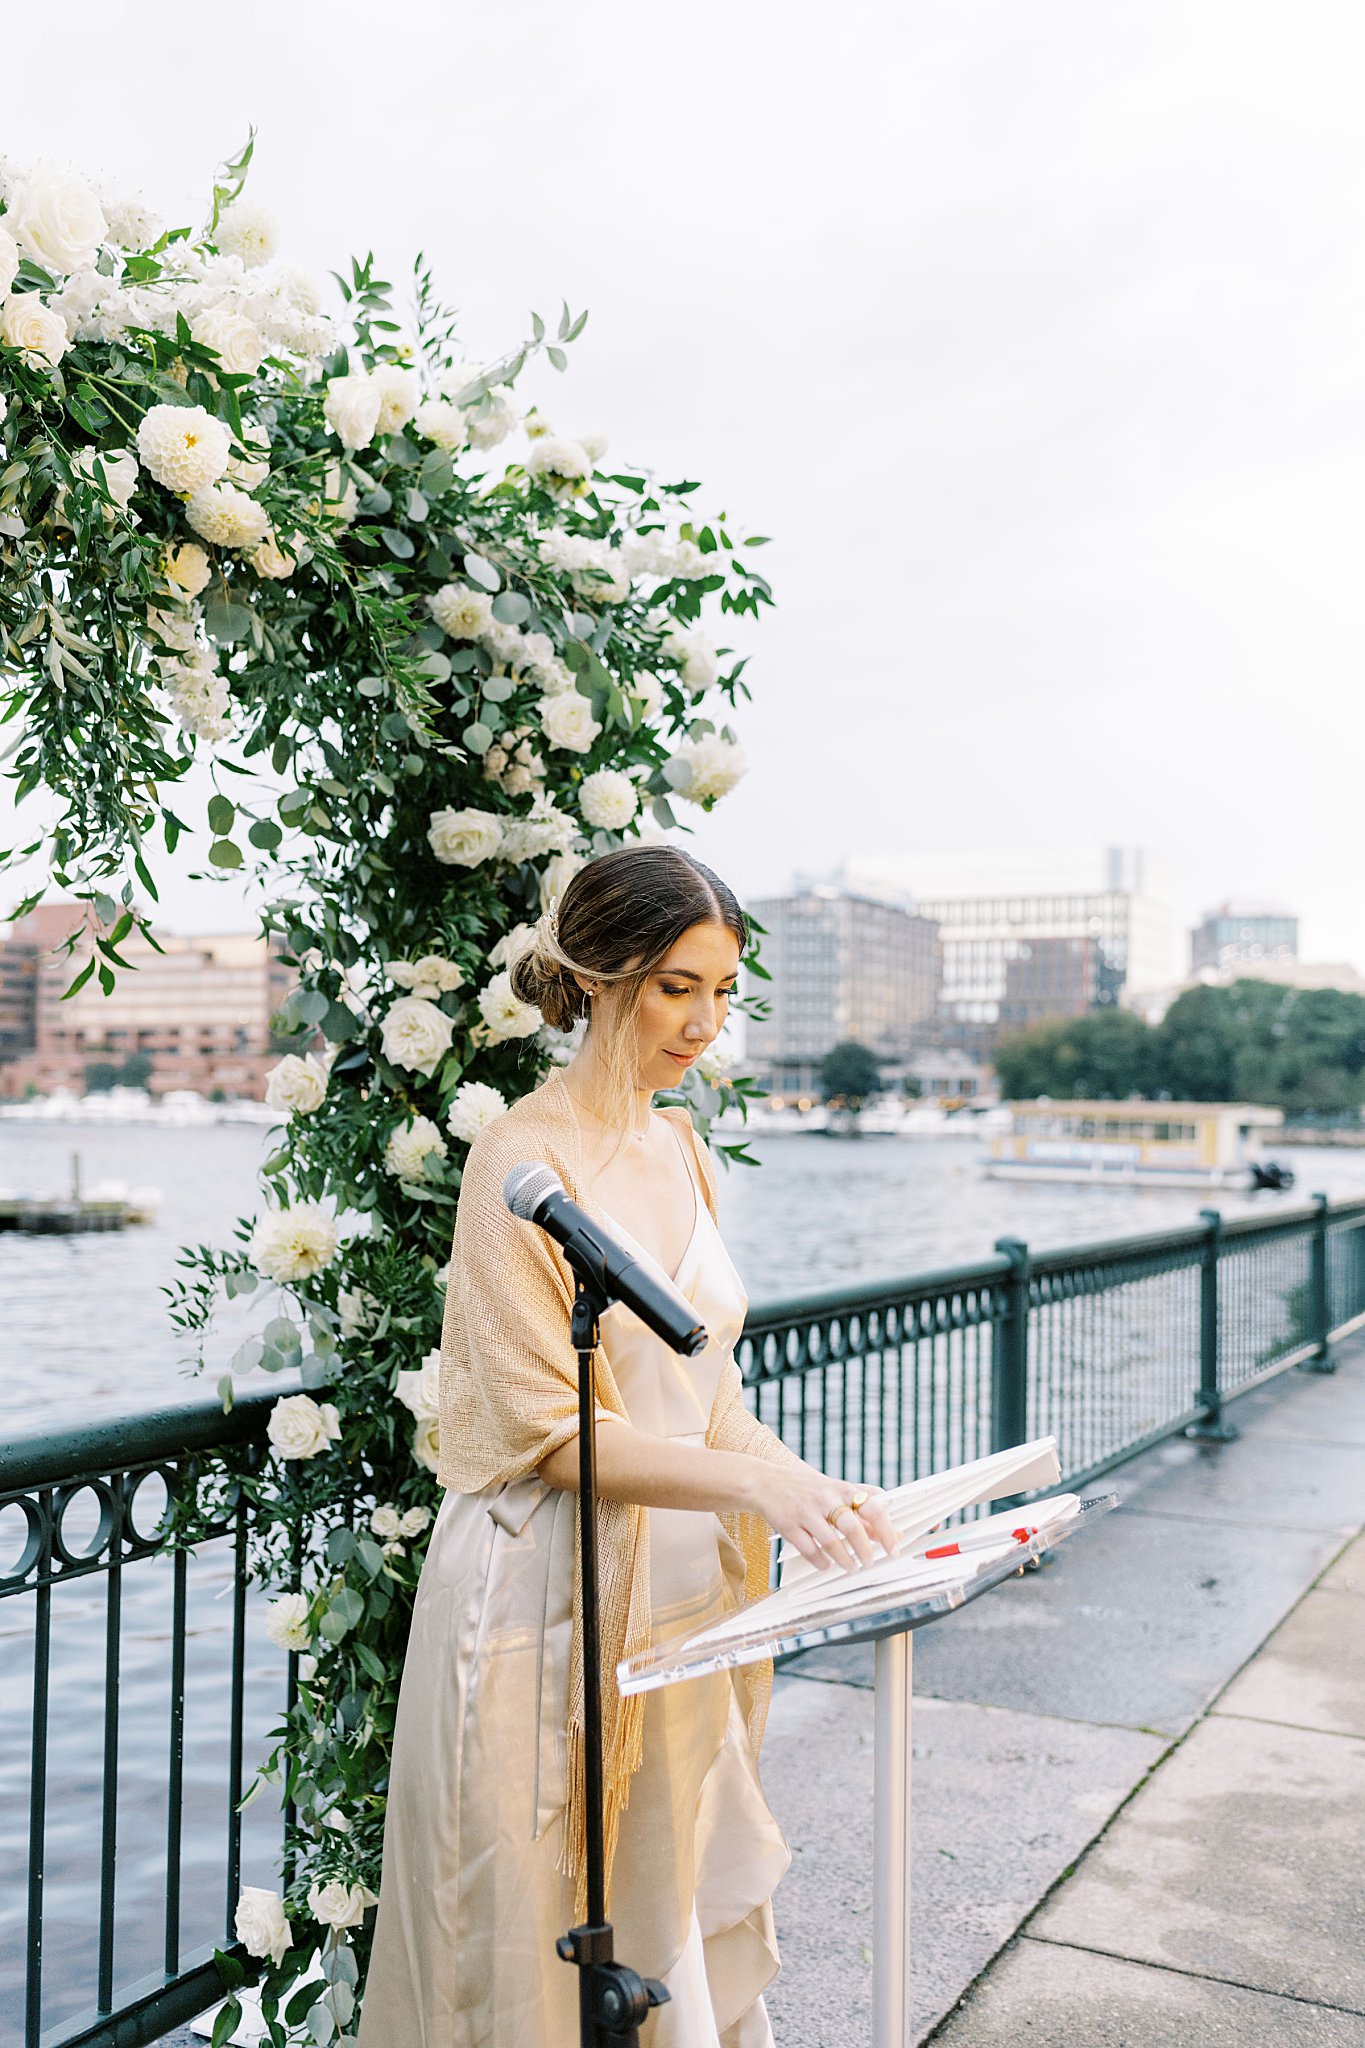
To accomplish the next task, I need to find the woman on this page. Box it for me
[360,844,898,2047]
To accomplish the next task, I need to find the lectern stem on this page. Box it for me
[873,1632,913,2048]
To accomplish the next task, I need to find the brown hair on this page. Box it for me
[512,844,747,1130]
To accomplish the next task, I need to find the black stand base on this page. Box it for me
[558,1269,671,2046]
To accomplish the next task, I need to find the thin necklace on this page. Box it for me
[562,1078,652,1144]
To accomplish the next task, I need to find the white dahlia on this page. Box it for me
[668,735,748,805]
[185,481,269,550]
[446,1080,508,1143]
[578,768,639,831]
[137,404,230,495]
[264,1592,312,1653]
[427,581,494,640]
[477,969,542,1041]
[214,198,279,268]
[248,1202,341,1282]
[383,1115,449,1182]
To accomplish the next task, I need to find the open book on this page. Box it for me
[619,1437,1097,1695]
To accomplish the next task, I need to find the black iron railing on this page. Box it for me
[4,1193,1365,2048]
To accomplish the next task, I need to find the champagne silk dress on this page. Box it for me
[360,1119,790,2047]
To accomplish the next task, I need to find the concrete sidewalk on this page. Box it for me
[762,1328,1365,2045]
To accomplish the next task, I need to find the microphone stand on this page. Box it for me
[554,1261,670,2046]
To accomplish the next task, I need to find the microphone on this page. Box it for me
[503,1162,709,1356]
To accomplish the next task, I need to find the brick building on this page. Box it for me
[0,901,301,1099]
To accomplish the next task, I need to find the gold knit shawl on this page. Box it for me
[436,1071,802,1915]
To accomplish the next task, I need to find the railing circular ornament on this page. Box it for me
[0,1495,45,1590]
[52,1479,118,1569]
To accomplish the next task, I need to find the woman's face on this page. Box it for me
[610,919,741,1093]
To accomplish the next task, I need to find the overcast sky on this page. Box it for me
[5,1,1363,963]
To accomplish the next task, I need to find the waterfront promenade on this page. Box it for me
[756,1327,1365,2044]
[159,1331,1365,2047]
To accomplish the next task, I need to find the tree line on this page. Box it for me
[994,981,1365,1115]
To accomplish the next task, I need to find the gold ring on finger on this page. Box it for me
[826,1504,852,1528]
[849,1491,870,1514]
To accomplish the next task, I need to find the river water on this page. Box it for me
[4,1119,1365,2039]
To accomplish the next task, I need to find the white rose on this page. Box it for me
[663,621,719,694]
[465,388,519,449]
[248,531,300,580]
[629,673,665,721]
[578,768,639,831]
[267,1394,342,1462]
[410,1412,441,1472]
[540,850,587,912]
[265,1591,312,1653]
[264,1053,327,1115]
[488,922,537,970]
[446,1080,508,1143]
[248,1203,341,1282]
[370,363,420,436]
[307,1879,378,1931]
[0,223,18,299]
[337,1286,379,1339]
[323,372,381,451]
[72,447,139,509]
[369,1504,402,1540]
[537,691,601,755]
[386,953,465,998]
[696,1044,734,1086]
[226,434,271,489]
[395,1351,441,1419]
[0,295,68,369]
[668,735,748,805]
[8,162,107,276]
[427,582,494,640]
[137,405,230,495]
[380,994,455,1078]
[163,540,212,595]
[426,806,503,868]
[399,1505,432,1538]
[415,397,468,451]
[215,197,279,268]
[478,968,542,1041]
[191,307,264,376]
[384,1115,449,1181]
[235,1887,292,1967]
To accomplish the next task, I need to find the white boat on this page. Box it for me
[984,1101,1294,1190]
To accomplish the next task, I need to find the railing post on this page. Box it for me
[1188,1207,1237,1441]
[991,1237,1030,1454]
[1301,1191,1337,1374]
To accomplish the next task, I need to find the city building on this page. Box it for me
[1191,900,1299,974]
[0,900,304,1099]
[744,885,940,1097]
[906,1053,994,1105]
[842,846,1183,1061]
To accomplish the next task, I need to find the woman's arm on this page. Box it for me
[539,1421,899,1571]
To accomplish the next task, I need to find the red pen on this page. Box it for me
[922,1524,1036,1560]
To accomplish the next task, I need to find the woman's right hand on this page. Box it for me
[746,1464,899,1573]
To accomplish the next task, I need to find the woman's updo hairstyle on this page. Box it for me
[511,844,747,1129]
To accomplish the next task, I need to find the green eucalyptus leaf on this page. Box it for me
[208,838,243,869]
[482,675,515,704]
[490,590,529,625]
[462,552,500,592]
[463,722,493,754]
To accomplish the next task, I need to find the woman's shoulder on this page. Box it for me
[654,1103,718,1216]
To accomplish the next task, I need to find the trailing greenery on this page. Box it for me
[0,142,775,2042]
[994,981,1365,1114]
